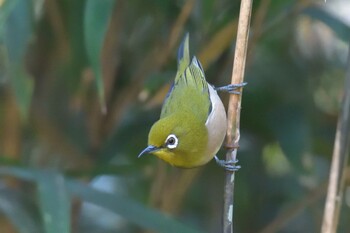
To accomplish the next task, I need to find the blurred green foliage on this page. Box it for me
[0,0,349,232]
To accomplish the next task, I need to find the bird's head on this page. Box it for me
[138,112,208,168]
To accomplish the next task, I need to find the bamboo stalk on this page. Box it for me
[223,0,253,233]
[321,42,350,233]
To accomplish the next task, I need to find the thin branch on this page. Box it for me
[223,0,253,233]
[321,42,350,233]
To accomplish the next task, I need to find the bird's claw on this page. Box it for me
[214,155,241,172]
[214,82,247,94]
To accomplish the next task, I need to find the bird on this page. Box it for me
[138,34,245,170]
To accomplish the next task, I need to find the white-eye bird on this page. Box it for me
[138,34,245,170]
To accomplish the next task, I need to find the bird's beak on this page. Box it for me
[138,145,160,158]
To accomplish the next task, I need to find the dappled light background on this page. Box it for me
[0,0,350,232]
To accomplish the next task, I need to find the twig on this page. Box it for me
[223,0,253,233]
[321,42,350,233]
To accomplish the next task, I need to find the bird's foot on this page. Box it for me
[214,82,247,94]
[214,155,241,172]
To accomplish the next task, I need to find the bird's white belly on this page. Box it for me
[200,84,227,165]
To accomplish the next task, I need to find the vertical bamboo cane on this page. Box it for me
[321,42,350,233]
[223,0,253,232]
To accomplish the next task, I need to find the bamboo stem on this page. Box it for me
[321,42,350,233]
[223,0,253,233]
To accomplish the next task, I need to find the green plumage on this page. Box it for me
[160,34,211,124]
[139,34,226,168]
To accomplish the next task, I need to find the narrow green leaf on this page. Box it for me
[0,168,70,233]
[67,180,201,233]
[3,0,33,119]
[65,164,134,177]
[0,0,19,38]
[0,189,41,233]
[0,167,200,233]
[6,67,34,119]
[0,166,36,181]
[84,0,116,113]
[0,155,22,166]
[36,172,71,233]
[303,6,350,42]
[269,106,310,170]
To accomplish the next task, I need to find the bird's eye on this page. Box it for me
[165,134,178,149]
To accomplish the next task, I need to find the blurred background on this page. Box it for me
[0,0,350,232]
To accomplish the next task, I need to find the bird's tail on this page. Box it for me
[174,33,208,96]
[176,33,190,81]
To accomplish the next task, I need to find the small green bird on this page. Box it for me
[138,34,245,170]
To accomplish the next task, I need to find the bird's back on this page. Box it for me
[160,35,211,124]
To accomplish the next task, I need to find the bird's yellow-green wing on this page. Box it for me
[160,34,211,123]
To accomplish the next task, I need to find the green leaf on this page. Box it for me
[0,155,22,166]
[0,189,41,233]
[3,0,33,119]
[67,180,201,233]
[0,168,70,233]
[269,106,310,171]
[65,164,134,177]
[0,167,201,233]
[84,0,116,113]
[0,167,36,181]
[6,66,34,119]
[303,6,350,42]
[36,172,71,233]
[0,0,19,38]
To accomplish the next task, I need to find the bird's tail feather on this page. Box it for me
[176,33,190,80]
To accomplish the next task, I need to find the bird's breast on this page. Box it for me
[203,85,227,163]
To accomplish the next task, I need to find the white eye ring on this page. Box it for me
[165,134,178,149]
